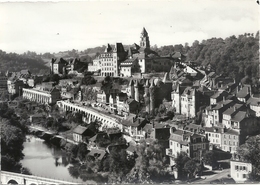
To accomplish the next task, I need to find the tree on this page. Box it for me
[81,75,96,85]
[202,151,217,166]
[237,135,260,180]
[127,139,169,183]
[184,159,202,179]
[174,152,190,179]
[107,149,135,183]
[1,121,25,162]
[77,142,89,162]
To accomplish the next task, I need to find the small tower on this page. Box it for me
[134,80,139,102]
[128,47,133,59]
[144,79,150,113]
[149,79,155,115]
[140,27,150,49]
[129,79,135,99]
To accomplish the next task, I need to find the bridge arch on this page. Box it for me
[7,179,18,184]
[29,183,37,185]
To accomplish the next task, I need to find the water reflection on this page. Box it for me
[21,136,87,183]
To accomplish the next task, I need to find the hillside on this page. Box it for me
[0,50,50,75]
[1,31,258,79]
[153,31,259,85]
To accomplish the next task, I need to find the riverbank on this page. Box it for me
[29,125,78,146]
[26,127,108,183]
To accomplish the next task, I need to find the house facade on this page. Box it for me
[230,160,252,183]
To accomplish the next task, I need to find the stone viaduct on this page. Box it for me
[1,170,81,185]
[56,100,123,130]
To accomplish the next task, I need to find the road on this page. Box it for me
[195,169,230,183]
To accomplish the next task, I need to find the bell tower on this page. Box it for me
[140,27,150,48]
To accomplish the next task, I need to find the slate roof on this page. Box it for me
[73,125,88,135]
[204,126,223,133]
[223,104,244,115]
[236,86,250,98]
[247,96,260,106]
[224,129,240,136]
[212,100,233,110]
[87,148,106,160]
[211,91,228,99]
[231,111,247,122]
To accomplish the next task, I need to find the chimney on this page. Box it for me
[234,106,237,111]
[223,95,225,102]
[152,120,155,128]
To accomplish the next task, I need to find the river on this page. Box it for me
[21,135,96,184]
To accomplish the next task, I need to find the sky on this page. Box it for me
[0,0,259,54]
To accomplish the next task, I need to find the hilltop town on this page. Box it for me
[1,28,260,184]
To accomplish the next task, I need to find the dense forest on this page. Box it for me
[0,50,50,74]
[153,31,260,85]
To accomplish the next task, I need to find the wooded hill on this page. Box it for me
[1,31,259,81]
[0,50,50,75]
[153,31,259,85]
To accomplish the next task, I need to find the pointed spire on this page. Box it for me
[105,44,112,53]
[145,79,150,87]
[141,27,148,36]
[129,79,134,86]
[128,47,132,59]
[134,43,140,50]
[162,72,169,83]
[150,79,154,88]
[176,83,180,93]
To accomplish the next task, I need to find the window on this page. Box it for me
[224,140,226,144]
[193,145,197,150]
[243,174,247,178]
[224,135,226,138]
[243,166,247,171]
[240,166,243,170]
[234,136,236,139]
[209,133,211,136]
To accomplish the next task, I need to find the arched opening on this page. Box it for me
[7,180,18,185]
[30,183,37,185]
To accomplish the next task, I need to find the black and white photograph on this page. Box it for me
[0,0,259,184]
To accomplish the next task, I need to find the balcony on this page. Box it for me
[166,148,175,157]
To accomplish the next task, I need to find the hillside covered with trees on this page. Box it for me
[1,31,258,79]
[0,50,50,74]
[153,31,259,85]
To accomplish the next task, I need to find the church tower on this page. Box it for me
[140,27,150,48]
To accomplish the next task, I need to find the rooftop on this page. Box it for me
[73,125,88,135]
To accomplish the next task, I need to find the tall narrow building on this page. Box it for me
[140,27,150,49]
[134,80,140,102]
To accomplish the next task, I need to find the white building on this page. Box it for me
[204,126,223,148]
[230,160,252,183]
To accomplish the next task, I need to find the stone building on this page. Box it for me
[166,127,209,166]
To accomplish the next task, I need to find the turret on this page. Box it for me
[134,80,139,102]
[129,79,135,99]
[149,79,155,114]
[140,27,150,48]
